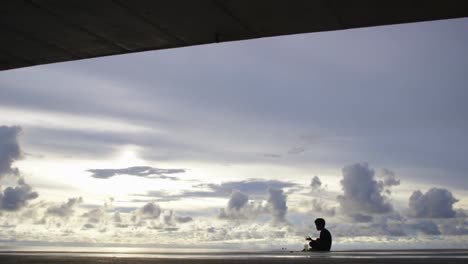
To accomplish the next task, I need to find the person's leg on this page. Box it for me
[309,240,319,250]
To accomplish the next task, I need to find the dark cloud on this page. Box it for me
[0,126,22,178]
[218,190,253,220]
[411,220,441,235]
[227,190,249,211]
[310,176,322,190]
[409,188,458,218]
[439,217,468,235]
[267,187,288,223]
[46,197,82,217]
[137,179,298,202]
[87,166,185,180]
[349,213,374,223]
[82,223,94,229]
[140,202,161,219]
[381,169,400,188]
[0,178,38,211]
[337,163,394,220]
[175,215,193,223]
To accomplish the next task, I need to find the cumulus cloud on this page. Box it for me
[131,202,193,229]
[83,207,105,224]
[0,178,38,211]
[160,210,193,226]
[113,211,122,223]
[267,187,288,223]
[228,190,249,211]
[46,197,82,217]
[0,126,22,178]
[409,188,458,218]
[0,126,39,211]
[87,166,185,180]
[337,163,394,221]
[140,202,161,219]
[310,176,322,190]
[311,198,336,216]
[219,190,255,220]
[219,187,290,223]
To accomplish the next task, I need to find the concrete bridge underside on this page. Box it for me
[1,0,467,71]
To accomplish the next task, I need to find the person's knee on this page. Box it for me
[309,241,318,249]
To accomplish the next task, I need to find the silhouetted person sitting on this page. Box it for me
[305,218,332,251]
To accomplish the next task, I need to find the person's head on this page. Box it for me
[315,218,326,231]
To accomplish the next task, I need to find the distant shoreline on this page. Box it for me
[1,254,468,264]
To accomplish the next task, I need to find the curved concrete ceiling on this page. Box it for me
[1,0,467,71]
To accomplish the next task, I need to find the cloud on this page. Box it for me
[228,190,249,211]
[0,178,38,211]
[218,190,255,220]
[82,223,94,229]
[381,169,400,187]
[0,126,22,178]
[160,210,193,226]
[113,212,122,223]
[439,217,468,235]
[263,153,281,158]
[87,166,185,180]
[130,202,193,229]
[202,179,297,197]
[267,187,288,223]
[137,179,298,202]
[310,176,322,190]
[46,197,82,217]
[411,220,441,235]
[140,202,161,219]
[409,188,458,218]
[311,198,336,216]
[287,146,306,155]
[175,215,193,223]
[83,207,105,224]
[161,210,174,225]
[337,163,394,221]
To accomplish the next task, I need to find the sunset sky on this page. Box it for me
[0,18,467,251]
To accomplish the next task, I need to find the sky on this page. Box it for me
[0,18,467,251]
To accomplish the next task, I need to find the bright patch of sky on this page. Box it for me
[0,18,467,250]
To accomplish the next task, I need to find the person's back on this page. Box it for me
[318,227,332,251]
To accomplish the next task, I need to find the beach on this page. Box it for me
[1,250,467,264]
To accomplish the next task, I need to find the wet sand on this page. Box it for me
[1,254,467,264]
